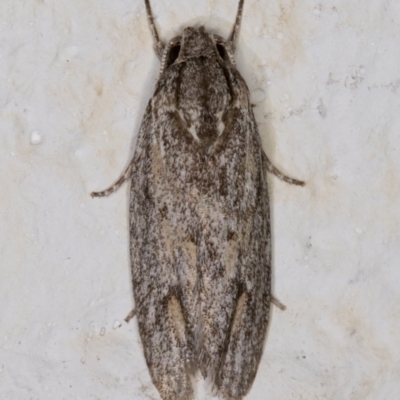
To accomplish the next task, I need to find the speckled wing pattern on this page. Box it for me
[91,1,304,399]
[129,28,271,400]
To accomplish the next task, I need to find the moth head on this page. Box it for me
[159,27,235,73]
[180,27,217,59]
[144,0,244,68]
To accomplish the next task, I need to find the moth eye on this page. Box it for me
[216,43,228,61]
[167,44,181,67]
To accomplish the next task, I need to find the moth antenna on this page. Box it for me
[144,0,164,58]
[228,0,245,51]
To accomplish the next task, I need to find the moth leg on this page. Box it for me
[263,152,305,186]
[124,307,136,323]
[144,0,164,58]
[90,162,133,198]
[271,295,286,311]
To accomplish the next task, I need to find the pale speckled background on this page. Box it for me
[1,0,400,399]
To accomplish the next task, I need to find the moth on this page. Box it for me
[91,0,304,399]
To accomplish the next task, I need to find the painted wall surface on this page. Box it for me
[1,0,399,399]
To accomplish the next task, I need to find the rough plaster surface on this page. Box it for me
[1,0,400,399]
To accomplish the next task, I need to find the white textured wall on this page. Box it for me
[1,0,400,399]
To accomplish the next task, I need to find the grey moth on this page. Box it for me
[92,0,304,399]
